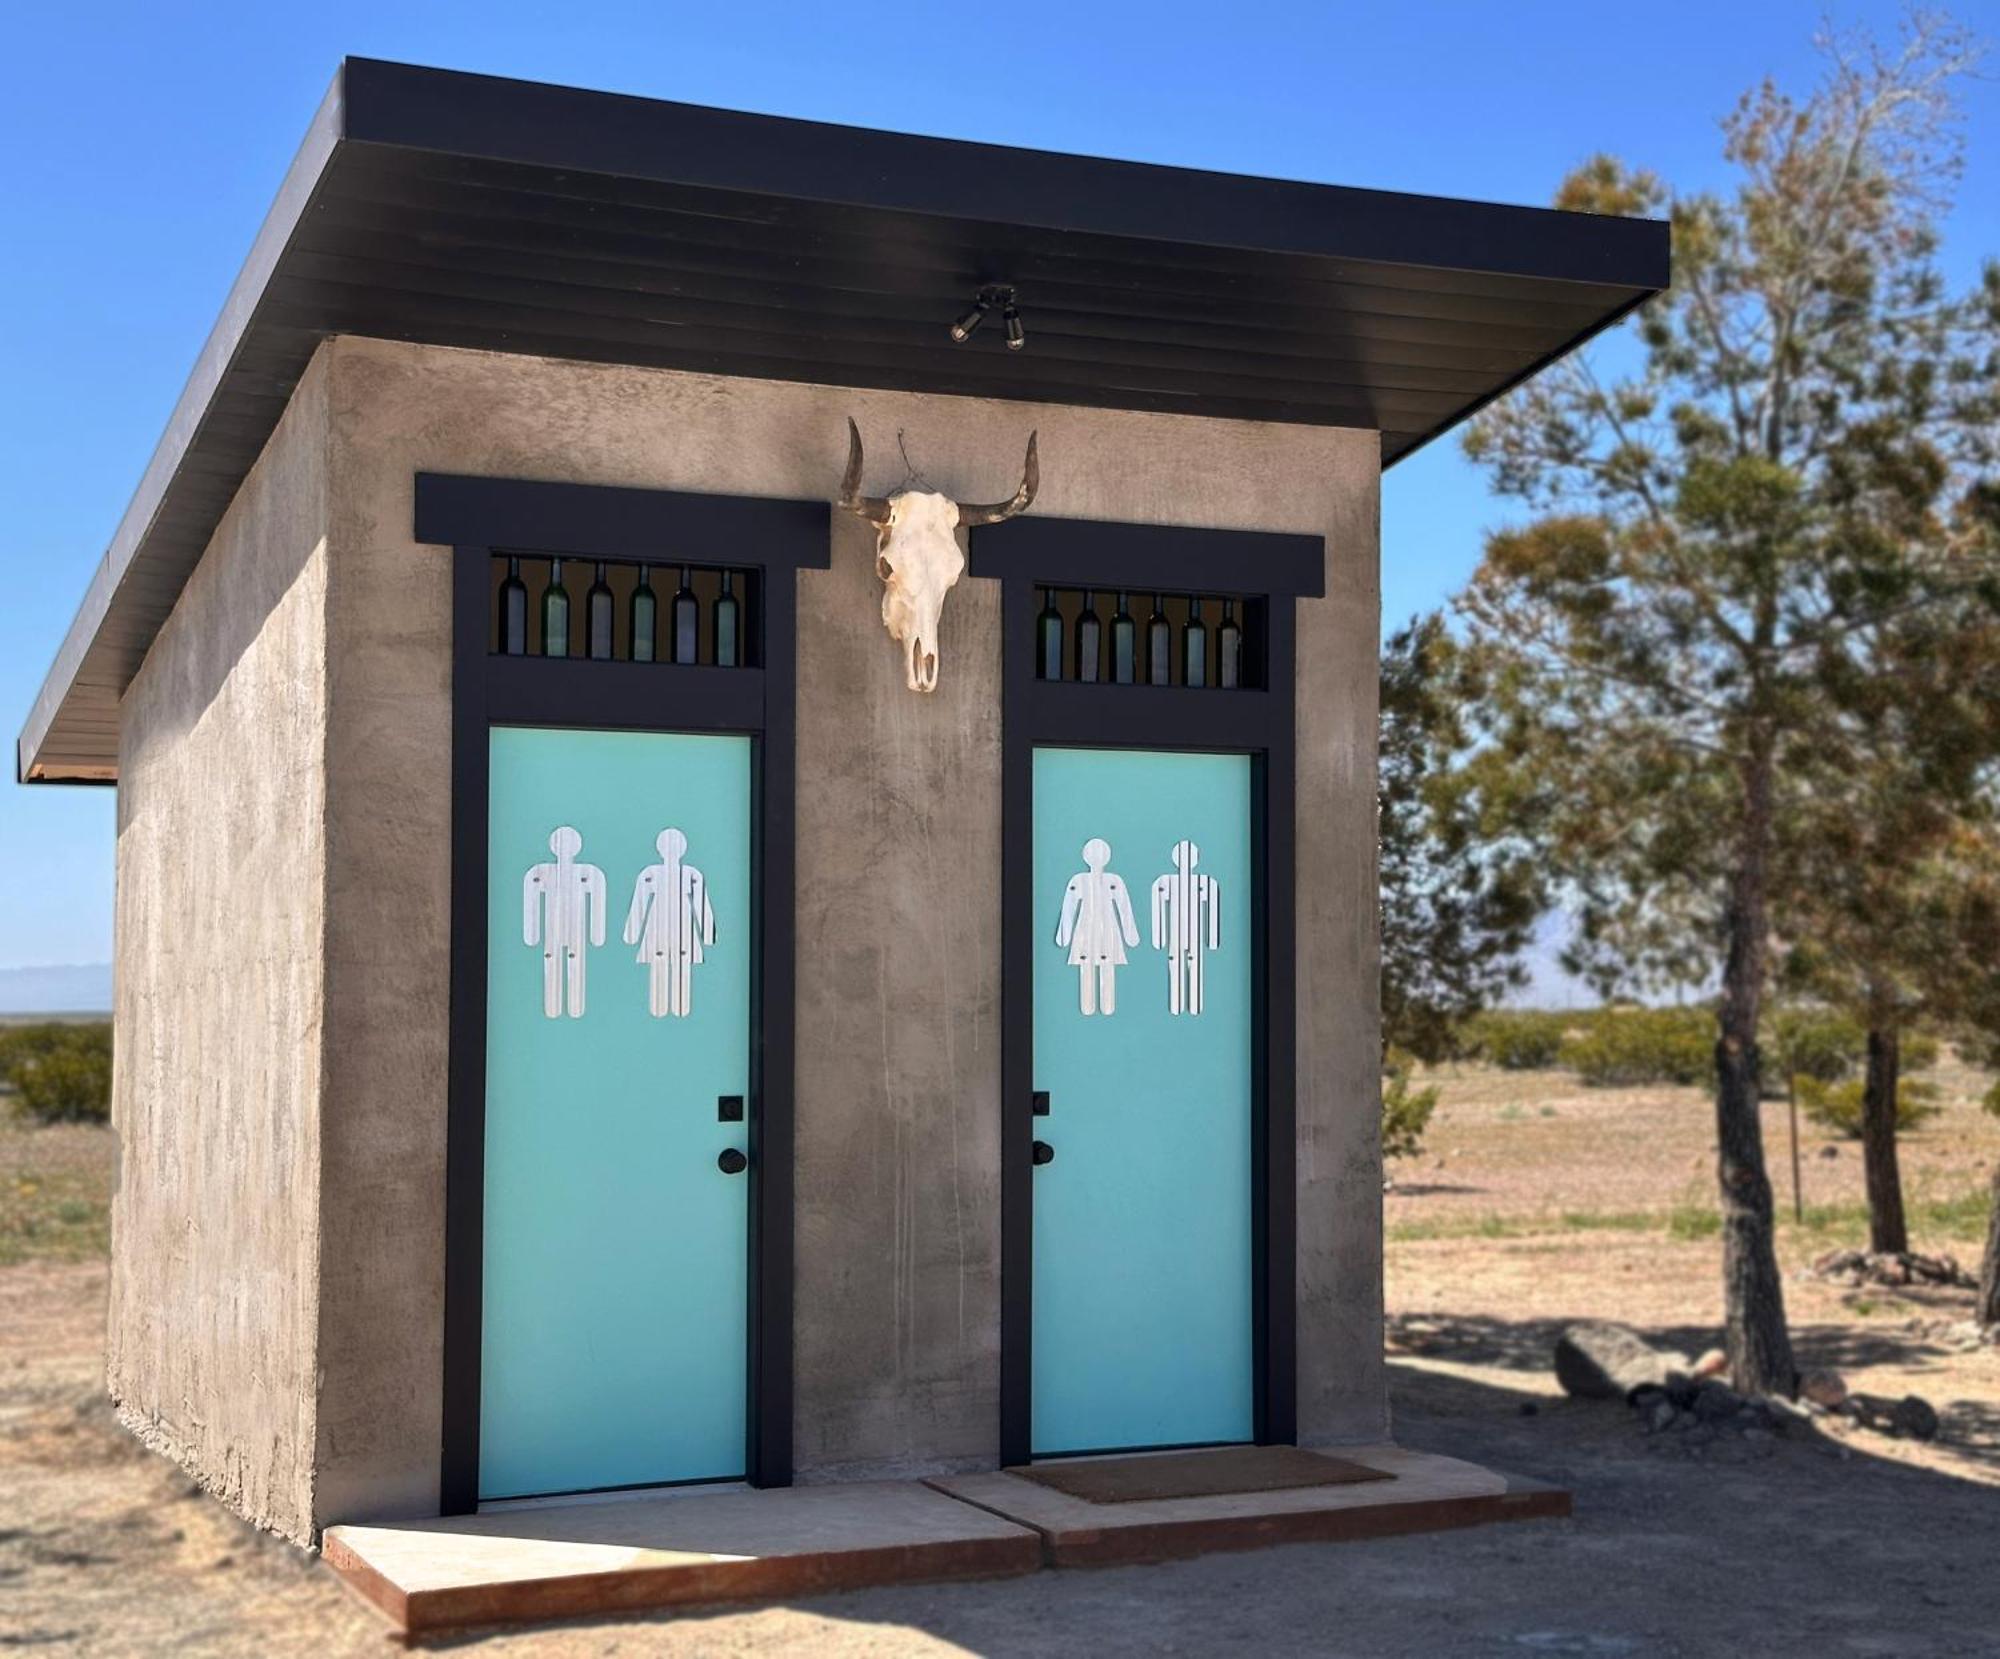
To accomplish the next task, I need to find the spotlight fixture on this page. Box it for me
[949,293,992,343]
[948,285,1024,350]
[1002,296,1026,351]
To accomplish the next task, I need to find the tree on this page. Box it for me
[1378,612,1547,1066]
[1983,1075,2000,1328]
[1457,15,2000,1393]
[1778,629,2000,1253]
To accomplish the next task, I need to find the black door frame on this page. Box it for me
[418,472,828,1512]
[971,516,1322,1466]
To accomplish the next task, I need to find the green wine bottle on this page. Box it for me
[1217,597,1243,689]
[540,558,570,658]
[1037,587,1064,680]
[1075,589,1102,683]
[586,562,615,660]
[630,566,657,662]
[1182,596,1207,687]
[714,571,740,667]
[672,566,699,664]
[498,556,528,655]
[1147,594,1171,686]
[1111,592,1136,684]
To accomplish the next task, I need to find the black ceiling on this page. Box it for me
[21,57,1668,782]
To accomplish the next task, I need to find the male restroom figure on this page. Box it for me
[522,825,606,1019]
[623,827,716,1018]
[1151,839,1221,1016]
[1054,837,1140,1016]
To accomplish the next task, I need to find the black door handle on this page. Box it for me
[1031,1140,1055,1167]
[717,1148,748,1175]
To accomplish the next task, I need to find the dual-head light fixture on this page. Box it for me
[949,284,1026,351]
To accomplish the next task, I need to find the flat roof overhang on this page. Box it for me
[18,57,1668,782]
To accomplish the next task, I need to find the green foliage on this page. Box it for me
[1901,1032,1942,1073]
[1765,1008,1865,1084]
[1381,1050,1439,1163]
[1462,1010,1568,1071]
[1559,1007,1713,1088]
[1378,615,1547,1063]
[0,1024,112,1125]
[1455,19,2000,1382]
[1797,1075,1942,1139]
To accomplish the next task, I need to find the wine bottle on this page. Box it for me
[586,562,615,660]
[1111,592,1136,684]
[540,558,570,658]
[1037,587,1064,680]
[714,571,740,667]
[1076,589,1102,684]
[1147,595,1171,686]
[629,566,657,662]
[498,556,528,655]
[672,566,699,664]
[1217,597,1243,689]
[1182,596,1208,687]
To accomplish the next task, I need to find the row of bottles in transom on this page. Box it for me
[1036,589,1257,688]
[490,555,750,666]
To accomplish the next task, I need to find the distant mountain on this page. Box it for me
[0,963,112,1015]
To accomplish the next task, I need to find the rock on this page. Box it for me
[1553,1322,1691,1402]
[1647,1399,1678,1433]
[1846,1391,1941,1441]
[1691,1348,1728,1379]
[1691,1380,1746,1423]
[1806,1247,1976,1291]
[1799,1368,1848,1410]
[1817,1143,1840,1159]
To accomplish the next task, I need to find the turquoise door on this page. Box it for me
[481,726,752,1500]
[1030,746,1255,1454]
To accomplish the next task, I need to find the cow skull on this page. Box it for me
[838,418,1039,692]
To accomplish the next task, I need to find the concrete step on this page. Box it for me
[324,1447,1570,1636]
[324,1478,1041,1636]
[930,1443,1570,1568]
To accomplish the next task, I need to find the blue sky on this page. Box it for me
[1,0,1994,976]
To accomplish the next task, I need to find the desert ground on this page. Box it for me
[4,1059,1998,1657]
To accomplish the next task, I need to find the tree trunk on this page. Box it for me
[1715,734,1797,1396]
[1979,1162,2000,1330]
[1860,1024,1908,1255]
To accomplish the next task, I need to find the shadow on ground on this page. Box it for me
[387,1339,2000,1657]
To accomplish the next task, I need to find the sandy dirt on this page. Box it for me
[4,1079,1998,1656]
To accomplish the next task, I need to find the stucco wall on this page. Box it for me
[108,352,332,1542]
[308,335,1382,1519]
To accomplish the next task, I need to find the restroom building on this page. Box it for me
[18,59,1669,1543]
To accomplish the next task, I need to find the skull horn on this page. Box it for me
[956,432,1040,526]
[837,417,894,528]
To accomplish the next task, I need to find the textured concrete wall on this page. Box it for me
[108,352,331,1542]
[304,336,1382,1514]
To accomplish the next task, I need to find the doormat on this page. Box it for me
[1006,1445,1394,1504]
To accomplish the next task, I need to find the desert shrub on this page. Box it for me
[1,1023,112,1125]
[1900,1031,1941,1072]
[1797,1074,1941,1138]
[1381,1049,1439,1161]
[1463,1011,1567,1071]
[1560,1007,1713,1087]
[1765,1009,1865,1085]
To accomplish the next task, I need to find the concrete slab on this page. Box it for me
[323,1480,1042,1635]
[928,1445,1570,1568]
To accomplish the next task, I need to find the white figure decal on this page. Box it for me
[1150,839,1222,1016]
[523,826,607,1019]
[1054,837,1140,1016]
[623,828,717,1018]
